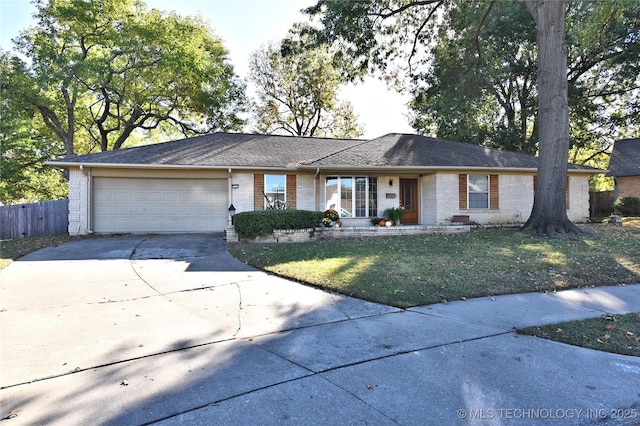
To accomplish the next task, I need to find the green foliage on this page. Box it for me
[7,0,246,157]
[383,207,404,223]
[234,210,323,239]
[614,197,640,216]
[0,51,67,203]
[248,35,362,138]
[409,1,640,159]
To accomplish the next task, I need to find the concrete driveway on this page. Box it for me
[1,234,639,425]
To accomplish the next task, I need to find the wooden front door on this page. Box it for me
[400,178,418,224]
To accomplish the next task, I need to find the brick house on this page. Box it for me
[48,133,602,235]
[608,138,640,199]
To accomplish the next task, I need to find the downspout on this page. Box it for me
[228,168,233,226]
[314,167,320,211]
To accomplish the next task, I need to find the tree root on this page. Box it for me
[521,216,585,237]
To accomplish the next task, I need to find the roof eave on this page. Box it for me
[45,161,301,172]
[297,165,605,174]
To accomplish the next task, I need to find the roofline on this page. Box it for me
[46,161,605,175]
[298,165,605,174]
[45,161,300,171]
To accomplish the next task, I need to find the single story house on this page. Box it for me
[48,132,601,235]
[607,138,640,199]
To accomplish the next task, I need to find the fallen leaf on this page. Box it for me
[3,410,21,420]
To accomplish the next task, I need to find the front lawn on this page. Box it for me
[228,224,640,308]
[519,313,640,357]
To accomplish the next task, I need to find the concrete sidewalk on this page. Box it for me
[1,234,639,425]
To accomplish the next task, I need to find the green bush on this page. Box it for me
[234,210,323,239]
[323,209,339,221]
[614,197,640,216]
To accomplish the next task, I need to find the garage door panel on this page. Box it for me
[93,177,227,233]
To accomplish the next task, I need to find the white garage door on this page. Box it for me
[92,177,228,233]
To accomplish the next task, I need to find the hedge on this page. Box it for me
[614,197,640,216]
[233,210,323,239]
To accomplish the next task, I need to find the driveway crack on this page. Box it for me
[233,283,242,337]
[329,292,351,319]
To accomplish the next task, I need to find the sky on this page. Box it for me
[0,0,414,138]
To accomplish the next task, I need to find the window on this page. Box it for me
[459,174,499,210]
[326,176,378,217]
[468,175,489,209]
[265,174,285,209]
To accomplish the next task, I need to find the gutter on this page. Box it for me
[45,161,301,172]
[295,165,604,175]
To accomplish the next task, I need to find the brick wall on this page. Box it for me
[617,176,640,198]
[68,168,90,236]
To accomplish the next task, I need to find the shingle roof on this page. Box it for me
[308,133,540,168]
[48,132,601,172]
[49,133,364,168]
[607,138,640,177]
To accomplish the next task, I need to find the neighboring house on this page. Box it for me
[47,132,602,235]
[607,138,640,199]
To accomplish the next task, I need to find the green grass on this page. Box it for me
[519,313,640,357]
[229,224,640,308]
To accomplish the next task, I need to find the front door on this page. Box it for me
[400,178,418,224]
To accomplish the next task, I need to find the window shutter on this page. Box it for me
[286,174,297,209]
[254,173,264,211]
[490,174,499,210]
[459,174,467,209]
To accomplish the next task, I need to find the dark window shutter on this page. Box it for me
[459,174,467,210]
[254,174,264,211]
[490,175,499,210]
[286,174,297,209]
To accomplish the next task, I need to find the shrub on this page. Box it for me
[383,207,404,224]
[234,210,323,239]
[614,197,640,216]
[323,209,339,221]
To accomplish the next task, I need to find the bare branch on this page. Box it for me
[374,0,442,19]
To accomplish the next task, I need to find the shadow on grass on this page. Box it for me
[230,226,640,307]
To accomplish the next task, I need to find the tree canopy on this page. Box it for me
[409,1,640,173]
[7,0,246,156]
[1,51,67,203]
[1,0,247,203]
[248,37,363,138]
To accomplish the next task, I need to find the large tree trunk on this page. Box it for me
[520,0,581,236]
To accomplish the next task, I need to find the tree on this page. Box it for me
[519,0,578,235]
[409,1,639,165]
[248,38,363,138]
[0,50,67,203]
[304,0,628,235]
[9,0,246,156]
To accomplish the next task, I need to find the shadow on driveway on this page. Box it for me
[1,234,639,424]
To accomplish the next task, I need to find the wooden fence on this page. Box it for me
[0,199,69,240]
[589,191,615,218]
